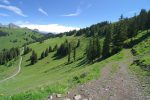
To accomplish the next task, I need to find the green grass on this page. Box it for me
[129,30,150,95]
[0,49,127,100]
[0,29,149,100]
[0,57,20,80]
[0,28,43,51]
[0,33,127,100]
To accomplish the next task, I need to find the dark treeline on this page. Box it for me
[30,44,57,65]
[86,37,101,62]
[24,46,32,55]
[55,39,80,63]
[0,30,8,37]
[30,9,150,64]
[86,9,150,62]
[30,51,38,65]
[40,45,57,60]
[0,47,20,65]
[56,40,69,57]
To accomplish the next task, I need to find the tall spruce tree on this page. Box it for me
[73,47,76,61]
[45,48,49,57]
[49,46,52,53]
[86,37,101,62]
[96,37,101,58]
[30,51,37,65]
[68,43,71,63]
[102,25,112,58]
[40,51,45,59]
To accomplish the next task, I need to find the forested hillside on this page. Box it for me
[0,9,149,100]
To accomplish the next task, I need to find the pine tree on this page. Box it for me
[49,46,52,53]
[68,43,71,63]
[102,26,112,58]
[40,51,45,59]
[112,23,122,53]
[53,44,58,51]
[30,51,37,65]
[76,39,80,48]
[138,9,147,30]
[146,10,150,32]
[45,48,49,57]
[73,47,76,61]
[86,37,101,62]
[95,37,101,58]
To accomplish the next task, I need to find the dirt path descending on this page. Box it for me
[0,47,24,83]
[49,50,147,100]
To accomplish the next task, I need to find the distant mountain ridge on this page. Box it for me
[0,23,20,29]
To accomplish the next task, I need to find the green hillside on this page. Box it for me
[0,27,43,51]
[0,9,149,100]
[0,29,149,100]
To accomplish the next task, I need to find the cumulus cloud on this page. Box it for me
[0,0,10,4]
[0,5,27,17]
[14,21,30,25]
[19,24,80,33]
[0,13,9,16]
[38,8,48,16]
[61,8,81,17]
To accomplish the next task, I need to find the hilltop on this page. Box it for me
[0,26,44,51]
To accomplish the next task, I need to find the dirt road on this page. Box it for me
[50,50,148,100]
[0,47,24,83]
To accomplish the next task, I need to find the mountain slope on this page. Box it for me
[0,27,43,51]
[0,29,149,100]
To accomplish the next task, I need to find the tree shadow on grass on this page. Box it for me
[52,53,66,60]
[124,31,150,48]
[25,63,32,67]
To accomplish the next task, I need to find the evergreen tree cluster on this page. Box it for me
[24,46,32,55]
[56,40,69,57]
[0,30,8,37]
[55,39,80,63]
[86,37,101,62]
[0,48,20,65]
[40,46,54,60]
[86,9,150,61]
[76,21,109,37]
[109,9,150,55]
[30,51,37,65]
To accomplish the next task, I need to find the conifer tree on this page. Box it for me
[102,26,112,58]
[49,46,52,53]
[76,39,80,48]
[73,47,76,61]
[40,51,45,59]
[68,43,71,63]
[45,48,49,57]
[30,51,37,65]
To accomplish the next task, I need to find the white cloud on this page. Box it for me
[0,0,10,4]
[19,24,80,33]
[38,8,48,16]
[14,21,30,25]
[0,5,27,17]
[61,8,81,17]
[0,13,9,16]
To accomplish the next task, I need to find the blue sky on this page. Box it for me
[0,0,150,33]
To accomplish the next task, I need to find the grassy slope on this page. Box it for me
[0,58,20,80]
[0,28,43,84]
[0,30,149,99]
[0,34,105,99]
[0,28,43,51]
[129,30,150,95]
